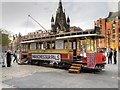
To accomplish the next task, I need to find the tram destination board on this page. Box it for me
[32,54,61,61]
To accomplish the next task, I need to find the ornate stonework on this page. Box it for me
[51,0,70,34]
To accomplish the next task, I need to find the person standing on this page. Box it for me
[6,50,12,67]
[13,51,18,63]
[1,51,6,67]
[107,48,113,64]
[113,48,117,64]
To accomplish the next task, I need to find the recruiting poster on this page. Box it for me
[86,53,97,68]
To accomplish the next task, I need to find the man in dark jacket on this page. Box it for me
[107,48,113,64]
[6,50,12,67]
[113,48,117,64]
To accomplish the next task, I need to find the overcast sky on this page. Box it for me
[1,0,119,35]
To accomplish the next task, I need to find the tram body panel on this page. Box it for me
[96,52,106,64]
[82,53,106,64]
[26,49,74,62]
[81,52,106,69]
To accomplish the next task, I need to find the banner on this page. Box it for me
[32,54,61,62]
[86,53,97,69]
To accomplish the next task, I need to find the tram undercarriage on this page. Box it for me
[19,55,106,72]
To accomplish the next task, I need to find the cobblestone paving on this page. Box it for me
[2,63,65,88]
[1,52,119,88]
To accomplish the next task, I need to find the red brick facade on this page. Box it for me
[95,12,120,51]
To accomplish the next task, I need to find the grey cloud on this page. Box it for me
[19,19,39,28]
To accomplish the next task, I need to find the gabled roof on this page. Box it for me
[106,11,120,21]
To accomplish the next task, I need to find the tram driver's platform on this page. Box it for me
[73,55,106,70]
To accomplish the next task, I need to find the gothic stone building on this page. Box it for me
[51,0,70,34]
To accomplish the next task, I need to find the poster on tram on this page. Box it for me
[32,54,61,62]
[86,53,97,68]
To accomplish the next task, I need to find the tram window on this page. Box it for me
[47,43,50,49]
[28,43,30,50]
[73,41,76,49]
[22,44,28,51]
[55,40,64,49]
[43,42,47,49]
[21,44,24,51]
[86,38,94,51]
[41,44,44,49]
[39,43,41,49]
[64,40,68,49]
[51,41,55,49]
[36,43,42,49]
[80,40,86,51]
[30,43,36,50]
[69,41,72,49]
[86,39,90,51]
[91,39,94,51]
[25,44,28,51]
[69,40,78,50]
[36,43,39,49]
[77,41,80,50]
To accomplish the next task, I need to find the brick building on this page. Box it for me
[70,26,83,32]
[95,11,120,51]
[12,33,22,51]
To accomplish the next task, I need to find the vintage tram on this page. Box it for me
[20,30,106,70]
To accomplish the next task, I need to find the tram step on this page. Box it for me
[68,69,80,73]
[72,64,83,67]
[68,63,83,74]
[70,66,81,70]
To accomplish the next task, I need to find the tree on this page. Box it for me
[0,29,11,49]
[2,33,11,46]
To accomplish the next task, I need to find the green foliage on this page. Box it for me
[2,34,11,46]
[0,29,11,47]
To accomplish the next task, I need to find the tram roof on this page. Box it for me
[20,40,39,44]
[21,33,104,43]
[56,34,105,40]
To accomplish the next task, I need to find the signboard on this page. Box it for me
[86,53,96,68]
[55,40,64,49]
[32,54,61,62]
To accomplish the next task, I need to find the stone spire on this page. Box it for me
[51,15,54,22]
[57,0,63,13]
[51,0,70,34]
[67,16,70,24]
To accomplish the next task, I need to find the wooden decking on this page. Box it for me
[68,64,83,74]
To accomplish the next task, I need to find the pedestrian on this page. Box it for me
[6,50,12,67]
[1,51,6,67]
[113,48,117,64]
[107,48,113,64]
[13,51,18,63]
